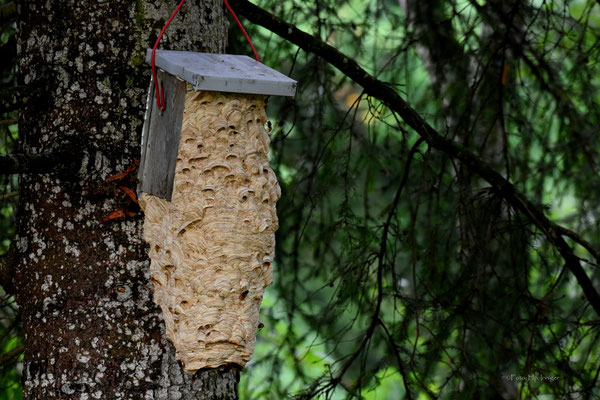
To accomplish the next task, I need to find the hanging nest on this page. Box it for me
[139,90,280,372]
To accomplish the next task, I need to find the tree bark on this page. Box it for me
[11,0,239,398]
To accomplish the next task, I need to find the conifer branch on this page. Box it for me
[0,344,23,367]
[229,0,600,318]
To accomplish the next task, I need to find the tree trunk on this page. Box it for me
[11,1,239,398]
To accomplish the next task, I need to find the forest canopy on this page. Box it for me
[2,0,600,399]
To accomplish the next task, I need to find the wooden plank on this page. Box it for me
[145,49,297,97]
[139,70,186,201]
[137,78,155,197]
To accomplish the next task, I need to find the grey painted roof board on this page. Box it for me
[146,49,297,97]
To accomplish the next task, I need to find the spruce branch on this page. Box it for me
[0,344,23,367]
[229,0,600,318]
[0,191,17,201]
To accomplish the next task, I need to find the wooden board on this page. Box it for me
[138,79,154,197]
[146,49,297,97]
[138,70,187,201]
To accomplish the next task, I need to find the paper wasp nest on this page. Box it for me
[139,91,280,372]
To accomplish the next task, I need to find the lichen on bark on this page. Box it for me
[12,0,237,398]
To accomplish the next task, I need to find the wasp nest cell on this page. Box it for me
[139,91,280,372]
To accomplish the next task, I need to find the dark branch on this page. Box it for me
[300,139,426,400]
[0,2,16,25]
[0,344,23,367]
[229,0,600,318]
[378,319,414,399]
[0,191,18,201]
[0,152,79,174]
[555,225,600,263]
[0,314,20,346]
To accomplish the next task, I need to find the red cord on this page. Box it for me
[223,0,260,62]
[152,0,260,110]
[152,0,187,111]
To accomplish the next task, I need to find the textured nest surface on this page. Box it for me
[140,91,280,372]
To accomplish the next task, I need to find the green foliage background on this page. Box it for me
[227,0,600,398]
[2,0,600,399]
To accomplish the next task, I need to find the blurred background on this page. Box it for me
[0,0,22,398]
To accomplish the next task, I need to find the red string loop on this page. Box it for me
[152,0,187,111]
[151,0,260,110]
[223,0,260,62]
